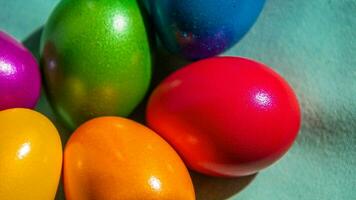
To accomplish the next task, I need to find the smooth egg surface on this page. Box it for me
[146,57,301,177]
[0,108,62,200]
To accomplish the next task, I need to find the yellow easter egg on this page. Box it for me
[0,108,62,200]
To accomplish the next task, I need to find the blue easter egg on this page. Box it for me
[147,0,266,60]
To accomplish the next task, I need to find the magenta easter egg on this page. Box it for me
[0,31,41,110]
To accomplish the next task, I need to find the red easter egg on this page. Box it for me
[146,57,301,177]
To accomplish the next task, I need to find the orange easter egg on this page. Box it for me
[63,117,195,200]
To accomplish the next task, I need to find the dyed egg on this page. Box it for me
[147,0,266,60]
[64,117,195,200]
[0,31,41,110]
[0,108,62,200]
[146,57,301,177]
[40,0,152,130]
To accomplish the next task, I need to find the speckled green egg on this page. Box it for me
[40,0,152,130]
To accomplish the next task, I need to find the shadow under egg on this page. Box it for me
[191,171,257,200]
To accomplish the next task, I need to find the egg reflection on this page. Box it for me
[113,14,128,32]
[254,91,272,107]
[0,60,16,76]
[17,142,31,159]
[148,176,162,191]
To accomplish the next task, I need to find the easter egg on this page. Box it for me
[0,31,41,110]
[147,0,266,60]
[0,108,62,200]
[146,57,301,177]
[40,0,152,130]
[64,117,195,200]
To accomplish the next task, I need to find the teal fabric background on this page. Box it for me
[1,0,355,199]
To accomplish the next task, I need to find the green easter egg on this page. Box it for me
[40,0,152,130]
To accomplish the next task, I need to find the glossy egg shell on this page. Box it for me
[64,117,195,200]
[147,0,266,60]
[40,0,152,130]
[0,31,41,110]
[146,57,301,177]
[0,108,62,200]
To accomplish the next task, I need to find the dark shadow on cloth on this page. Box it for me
[129,41,191,123]
[22,27,43,59]
[191,171,257,200]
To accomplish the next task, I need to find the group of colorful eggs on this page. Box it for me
[0,1,301,200]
